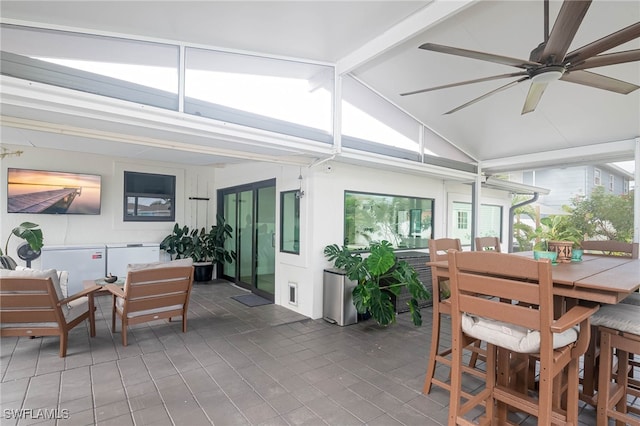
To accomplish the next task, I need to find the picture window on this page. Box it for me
[123,171,175,221]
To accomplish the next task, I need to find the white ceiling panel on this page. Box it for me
[0,0,638,172]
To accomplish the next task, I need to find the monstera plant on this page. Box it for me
[324,240,430,326]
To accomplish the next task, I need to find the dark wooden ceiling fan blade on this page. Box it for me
[565,22,640,65]
[570,49,640,71]
[521,81,549,114]
[444,77,529,115]
[419,43,539,69]
[561,70,639,94]
[541,0,591,62]
[400,72,528,96]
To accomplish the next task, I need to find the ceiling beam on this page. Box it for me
[337,148,477,182]
[481,139,637,173]
[336,0,477,75]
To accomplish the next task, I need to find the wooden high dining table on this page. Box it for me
[428,252,640,305]
[427,252,640,406]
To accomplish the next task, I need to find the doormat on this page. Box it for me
[231,294,273,307]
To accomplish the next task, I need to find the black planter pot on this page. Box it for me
[357,311,372,322]
[193,262,214,282]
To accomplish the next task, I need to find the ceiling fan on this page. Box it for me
[401,0,640,115]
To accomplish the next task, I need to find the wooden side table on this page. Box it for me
[84,278,124,296]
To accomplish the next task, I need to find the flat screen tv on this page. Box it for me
[7,168,101,215]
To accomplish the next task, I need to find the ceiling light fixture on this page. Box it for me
[531,66,565,84]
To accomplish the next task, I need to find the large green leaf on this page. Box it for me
[2,222,44,256]
[323,244,365,282]
[12,223,44,252]
[351,283,368,313]
[365,241,395,276]
[367,288,395,326]
[408,299,423,326]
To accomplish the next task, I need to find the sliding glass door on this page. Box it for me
[256,186,276,295]
[219,179,276,300]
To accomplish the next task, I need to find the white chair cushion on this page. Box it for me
[591,303,640,335]
[64,297,89,322]
[461,313,579,354]
[115,296,183,318]
[0,297,88,326]
[124,258,193,293]
[4,267,83,318]
[57,270,69,298]
[127,257,193,272]
[117,258,191,318]
[1,267,64,300]
[1,322,58,329]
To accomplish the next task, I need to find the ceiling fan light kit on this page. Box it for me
[530,66,565,84]
[402,0,640,115]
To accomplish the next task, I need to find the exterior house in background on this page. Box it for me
[509,164,634,215]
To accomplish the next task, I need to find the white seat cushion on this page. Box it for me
[3,267,86,320]
[1,267,64,300]
[461,313,579,354]
[66,297,89,322]
[117,259,191,318]
[0,297,87,327]
[115,297,183,318]
[127,257,193,272]
[0,322,58,329]
[0,299,87,328]
[591,303,640,335]
[124,258,193,293]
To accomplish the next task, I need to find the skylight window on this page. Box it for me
[186,69,331,132]
[34,58,178,93]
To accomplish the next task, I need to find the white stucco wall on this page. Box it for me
[0,143,216,265]
[210,160,451,319]
[2,143,513,321]
[297,162,446,319]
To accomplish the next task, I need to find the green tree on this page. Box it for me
[565,187,634,242]
[512,195,537,251]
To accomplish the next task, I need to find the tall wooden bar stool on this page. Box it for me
[476,235,539,393]
[591,303,640,426]
[579,240,639,405]
[474,236,501,252]
[423,238,485,396]
[447,250,597,425]
[580,240,639,259]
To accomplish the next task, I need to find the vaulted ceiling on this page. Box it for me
[1,0,638,174]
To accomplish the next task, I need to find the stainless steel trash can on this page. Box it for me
[323,268,358,326]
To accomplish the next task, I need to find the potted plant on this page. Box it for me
[531,239,558,263]
[1,222,44,268]
[532,215,582,263]
[206,214,237,267]
[160,223,192,260]
[160,214,236,282]
[323,240,430,326]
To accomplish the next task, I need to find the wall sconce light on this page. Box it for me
[296,171,305,199]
